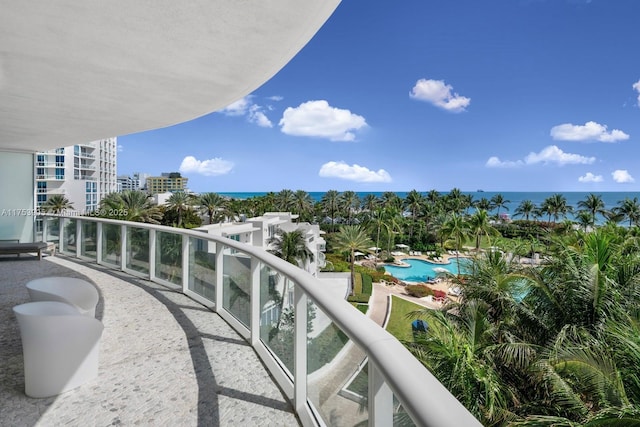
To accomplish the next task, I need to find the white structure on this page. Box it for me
[195,212,326,276]
[13,301,104,398]
[35,138,118,213]
[0,1,339,242]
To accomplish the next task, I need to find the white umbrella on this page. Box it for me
[354,251,365,257]
[396,244,409,248]
[368,247,380,252]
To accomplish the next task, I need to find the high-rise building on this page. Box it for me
[34,138,118,213]
[117,172,149,192]
[145,172,188,195]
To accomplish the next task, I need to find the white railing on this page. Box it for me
[38,214,480,427]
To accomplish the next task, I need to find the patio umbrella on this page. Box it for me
[396,244,409,249]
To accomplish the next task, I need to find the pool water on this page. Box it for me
[384,258,470,282]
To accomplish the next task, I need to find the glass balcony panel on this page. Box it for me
[259,267,294,374]
[126,227,149,274]
[43,217,60,246]
[188,237,215,301]
[61,218,77,254]
[393,396,417,427]
[80,221,97,258]
[221,245,250,327]
[155,231,182,285]
[101,223,121,266]
[307,300,369,426]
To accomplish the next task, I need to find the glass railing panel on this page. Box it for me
[61,218,77,254]
[221,245,250,327]
[188,237,215,301]
[126,226,149,274]
[259,267,294,374]
[80,220,97,258]
[155,231,182,285]
[307,300,369,426]
[101,223,121,266]
[393,396,417,427]
[43,217,60,245]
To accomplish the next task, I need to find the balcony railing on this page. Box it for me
[37,214,480,427]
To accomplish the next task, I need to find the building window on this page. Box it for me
[55,168,64,179]
[36,167,44,177]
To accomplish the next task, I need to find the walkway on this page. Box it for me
[0,255,298,426]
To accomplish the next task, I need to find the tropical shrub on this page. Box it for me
[404,285,433,298]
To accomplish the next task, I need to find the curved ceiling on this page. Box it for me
[0,0,340,153]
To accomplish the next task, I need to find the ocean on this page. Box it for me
[219,191,640,218]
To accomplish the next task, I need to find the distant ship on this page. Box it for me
[477,189,484,192]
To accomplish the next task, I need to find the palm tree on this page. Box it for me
[320,190,340,231]
[274,189,295,212]
[540,193,572,223]
[101,190,162,223]
[40,194,74,214]
[404,190,424,240]
[474,197,492,211]
[615,197,640,227]
[490,193,510,219]
[165,191,195,228]
[332,225,373,295]
[293,190,313,222]
[440,213,471,275]
[380,191,402,210]
[360,193,380,213]
[199,192,228,224]
[267,228,314,268]
[577,193,606,227]
[339,190,360,224]
[514,200,537,221]
[468,209,501,252]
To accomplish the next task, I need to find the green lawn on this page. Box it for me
[386,296,427,343]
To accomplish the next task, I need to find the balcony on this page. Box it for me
[3,215,479,426]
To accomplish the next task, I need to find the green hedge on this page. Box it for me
[347,293,370,304]
[362,274,373,295]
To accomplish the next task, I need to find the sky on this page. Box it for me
[118,0,640,193]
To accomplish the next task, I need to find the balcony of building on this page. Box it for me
[0,215,480,426]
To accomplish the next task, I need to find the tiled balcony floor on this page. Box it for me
[0,255,298,426]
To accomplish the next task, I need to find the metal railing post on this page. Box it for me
[294,283,308,416]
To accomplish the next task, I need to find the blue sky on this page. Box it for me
[118,0,640,193]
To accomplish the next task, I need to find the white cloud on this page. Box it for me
[117,144,124,153]
[524,145,595,165]
[267,95,283,101]
[219,96,273,127]
[485,157,524,168]
[486,145,595,168]
[550,121,629,142]
[248,105,273,128]
[578,172,603,183]
[634,80,640,107]
[220,97,251,116]
[612,169,635,183]
[318,161,392,183]
[279,100,367,141]
[179,156,234,176]
[409,78,470,112]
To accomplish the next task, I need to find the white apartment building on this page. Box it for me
[195,212,327,276]
[35,138,118,213]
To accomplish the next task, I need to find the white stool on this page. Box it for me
[26,277,99,317]
[13,301,104,398]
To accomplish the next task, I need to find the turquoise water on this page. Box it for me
[384,258,470,282]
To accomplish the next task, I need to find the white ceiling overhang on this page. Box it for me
[0,0,340,153]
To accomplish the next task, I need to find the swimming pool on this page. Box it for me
[384,258,470,282]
